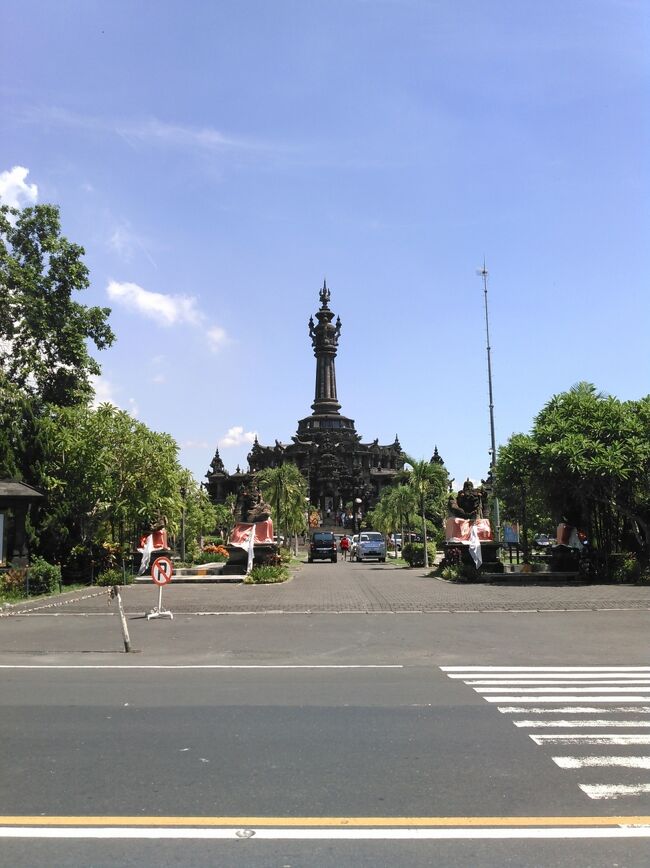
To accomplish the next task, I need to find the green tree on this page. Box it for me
[257,463,307,551]
[180,475,218,562]
[34,403,184,574]
[497,383,650,560]
[367,484,419,558]
[0,202,114,406]
[213,502,236,542]
[403,457,448,568]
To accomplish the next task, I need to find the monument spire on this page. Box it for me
[308,280,341,414]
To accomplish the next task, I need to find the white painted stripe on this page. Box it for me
[477,687,650,693]
[514,720,650,728]
[499,706,650,714]
[554,756,650,769]
[531,734,650,745]
[442,667,650,672]
[1,826,650,840]
[485,696,650,703]
[467,680,650,686]
[580,784,650,800]
[0,664,403,670]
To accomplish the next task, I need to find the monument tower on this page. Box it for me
[206,281,406,519]
[296,281,358,440]
[310,282,341,414]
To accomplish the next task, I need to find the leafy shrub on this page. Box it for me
[27,557,61,595]
[95,568,129,586]
[440,565,461,581]
[402,541,437,567]
[203,536,224,547]
[609,553,641,583]
[1,567,28,597]
[193,550,228,565]
[244,565,288,584]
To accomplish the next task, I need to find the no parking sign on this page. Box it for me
[148,555,174,620]
[151,556,173,585]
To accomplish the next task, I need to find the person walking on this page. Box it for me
[340,534,350,561]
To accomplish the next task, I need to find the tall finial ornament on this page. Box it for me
[319,279,330,308]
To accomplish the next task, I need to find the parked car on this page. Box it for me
[308,531,337,563]
[355,531,387,562]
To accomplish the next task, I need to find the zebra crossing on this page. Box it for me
[441,666,650,801]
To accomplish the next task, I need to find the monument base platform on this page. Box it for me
[443,540,504,575]
[222,543,279,575]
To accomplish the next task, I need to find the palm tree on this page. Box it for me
[404,457,447,569]
[390,484,418,558]
[257,463,307,553]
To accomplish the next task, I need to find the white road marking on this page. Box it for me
[1,826,650,840]
[477,687,650,693]
[442,667,650,672]
[443,666,650,803]
[580,784,650,800]
[485,696,650,703]
[514,720,650,728]
[0,664,403,670]
[468,680,650,685]
[531,734,650,745]
[553,756,650,769]
[499,706,650,714]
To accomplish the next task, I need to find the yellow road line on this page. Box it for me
[1,816,649,828]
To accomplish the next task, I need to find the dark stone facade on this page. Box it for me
[206,282,405,517]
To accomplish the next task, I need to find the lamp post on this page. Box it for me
[477,261,501,541]
[180,480,187,563]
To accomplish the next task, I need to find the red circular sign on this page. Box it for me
[151,556,173,585]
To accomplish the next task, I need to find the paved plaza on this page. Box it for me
[3,559,650,617]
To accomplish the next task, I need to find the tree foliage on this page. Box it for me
[403,457,448,568]
[0,202,114,406]
[497,383,650,557]
[0,199,208,578]
[33,403,187,570]
[257,463,307,549]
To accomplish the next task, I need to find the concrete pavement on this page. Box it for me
[3,557,650,617]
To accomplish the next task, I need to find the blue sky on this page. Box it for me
[1,0,648,490]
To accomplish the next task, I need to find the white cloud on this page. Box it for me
[90,375,139,418]
[218,426,257,449]
[24,106,264,155]
[107,280,202,327]
[106,281,229,354]
[90,375,120,408]
[108,225,135,261]
[108,221,157,268]
[182,439,210,449]
[0,166,38,209]
[151,373,166,384]
[206,325,228,351]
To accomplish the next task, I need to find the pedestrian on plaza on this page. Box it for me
[340,534,350,561]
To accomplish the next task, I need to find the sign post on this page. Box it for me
[147,555,174,620]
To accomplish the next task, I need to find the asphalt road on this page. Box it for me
[1,559,649,866]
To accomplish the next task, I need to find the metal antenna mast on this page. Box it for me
[477,260,500,540]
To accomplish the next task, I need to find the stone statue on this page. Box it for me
[240,485,271,523]
[449,479,484,520]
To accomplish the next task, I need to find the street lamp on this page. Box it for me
[180,481,187,563]
[477,261,501,541]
